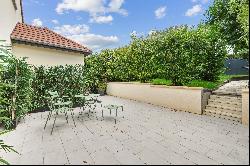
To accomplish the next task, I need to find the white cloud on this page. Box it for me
[185,5,202,17]
[56,0,105,14]
[54,24,90,35]
[191,0,209,4]
[32,18,43,27]
[155,6,166,19]
[69,34,119,50]
[148,29,157,36]
[129,30,145,37]
[107,0,128,16]
[90,15,113,24]
[54,24,119,51]
[52,19,59,25]
[25,0,45,6]
[130,30,137,37]
[56,0,128,24]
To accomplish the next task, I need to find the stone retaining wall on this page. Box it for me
[242,88,249,125]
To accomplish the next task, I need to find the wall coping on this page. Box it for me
[242,88,249,93]
[108,82,204,90]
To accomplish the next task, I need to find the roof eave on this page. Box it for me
[11,38,91,56]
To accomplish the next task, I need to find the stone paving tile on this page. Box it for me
[112,148,144,165]
[206,149,247,165]
[90,147,121,165]
[19,150,44,165]
[43,149,69,165]
[66,149,94,165]
[214,80,249,95]
[158,138,190,155]
[0,96,249,165]
[227,147,249,165]
[184,150,219,165]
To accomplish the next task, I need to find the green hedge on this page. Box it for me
[0,48,91,128]
[85,25,227,86]
[32,65,88,109]
[0,47,33,129]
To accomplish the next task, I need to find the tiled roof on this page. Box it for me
[11,23,92,55]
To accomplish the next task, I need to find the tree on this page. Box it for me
[205,0,249,60]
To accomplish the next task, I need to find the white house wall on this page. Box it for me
[12,43,85,66]
[0,0,23,44]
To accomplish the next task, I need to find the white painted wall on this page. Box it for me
[107,82,204,114]
[15,0,23,22]
[0,0,23,44]
[242,88,249,126]
[12,43,85,66]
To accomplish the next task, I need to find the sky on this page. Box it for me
[22,0,213,52]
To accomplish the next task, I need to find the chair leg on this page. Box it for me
[48,112,52,121]
[44,111,52,130]
[71,112,76,127]
[120,106,124,118]
[78,107,82,119]
[116,108,118,117]
[65,112,69,123]
[51,113,58,135]
[87,108,90,118]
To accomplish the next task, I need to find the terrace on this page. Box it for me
[0,96,249,165]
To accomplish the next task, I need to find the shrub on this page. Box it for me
[0,46,33,128]
[84,53,108,93]
[85,25,227,85]
[3,57,34,120]
[1,43,93,128]
[32,65,88,109]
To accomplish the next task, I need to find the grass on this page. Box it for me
[185,80,220,90]
[150,74,249,90]
[151,79,172,86]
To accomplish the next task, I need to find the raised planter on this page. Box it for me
[107,82,205,115]
[242,88,249,126]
